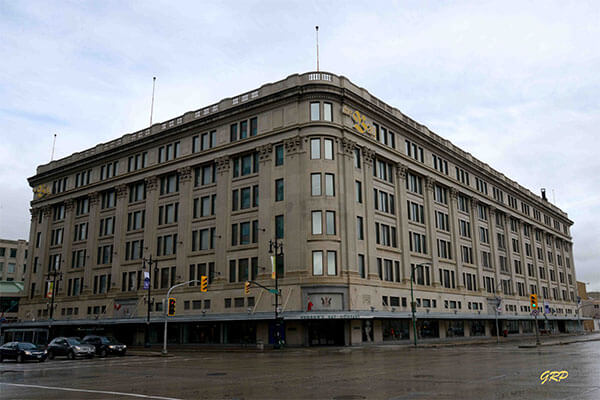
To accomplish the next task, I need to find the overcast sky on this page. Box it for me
[1,1,598,290]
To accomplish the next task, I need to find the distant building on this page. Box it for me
[577,281,600,331]
[0,239,27,341]
[8,71,581,346]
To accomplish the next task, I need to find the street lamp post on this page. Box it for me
[269,239,283,349]
[411,263,431,347]
[46,267,63,340]
[142,256,158,348]
[162,280,202,355]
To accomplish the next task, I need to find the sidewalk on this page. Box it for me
[126,332,600,356]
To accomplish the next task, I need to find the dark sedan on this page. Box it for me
[0,342,47,363]
[82,335,127,357]
[47,337,95,359]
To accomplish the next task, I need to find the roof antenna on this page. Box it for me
[149,76,156,126]
[50,133,57,161]
[315,26,319,72]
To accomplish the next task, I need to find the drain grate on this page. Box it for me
[206,372,227,376]
[333,396,366,400]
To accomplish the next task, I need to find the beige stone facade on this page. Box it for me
[10,71,580,346]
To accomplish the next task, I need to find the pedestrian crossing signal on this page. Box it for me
[245,281,250,294]
[168,298,176,316]
[530,294,538,309]
[200,276,208,292]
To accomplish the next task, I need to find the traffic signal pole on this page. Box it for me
[162,279,203,355]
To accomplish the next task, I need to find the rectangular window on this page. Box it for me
[358,254,366,278]
[310,138,321,159]
[312,251,323,275]
[275,215,284,239]
[275,144,284,166]
[325,174,335,196]
[310,102,320,120]
[323,103,332,121]
[357,216,364,240]
[324,139,334,160]
[275,179,284,201]
[311,173,321,196]
[326,211,336,235]
[327,251,337,275]
[312,211,322,235]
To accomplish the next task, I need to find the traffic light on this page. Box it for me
[530,294,538,309]
[200,275,208,292]
[245,281,251,294]
[168,297,176,316]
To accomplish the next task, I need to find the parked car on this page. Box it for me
[47,337,95,359]
[81,335,127,357]
[0,342,47,363]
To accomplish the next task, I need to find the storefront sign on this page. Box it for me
[300,312,360,320]
[342,105,376,138]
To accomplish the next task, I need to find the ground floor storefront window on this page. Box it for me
[446,320,464,337]
[382,320,409,341]
[223,321,256,344]
[470,320,485,336]
[183,323,220,344]
[417,319,439,339]
[507,320,519,334]
[522,320,534,333]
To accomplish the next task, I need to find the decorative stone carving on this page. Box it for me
[425,177,435,192]
[216,156,230,173]
[145,176,158,192]
[88,191,100,206]
[42,205,53,217]
[449,188,459,200]
[116,184,129,199]
[64,199,75,211]
[395,163,408,180]
[284,136,302,154]
[362,148,375,165]
[258,144,273,162]
[177,166,193,183]
[340,138,356,157]
[30,208,40,221]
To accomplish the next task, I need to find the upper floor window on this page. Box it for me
[101,190,116,209]
[374,159,393,184]
[232,152,259,177]
[52,177,68,194]
[194,163,217,187]
[406,172,422,195]
[129,181,146,203]
[432,154,448,175]
[310,102,320,120]
[310,138,334,160]
[230,117,258,142]
[160,173,179,195]
[475,178,488,195]
[493,187,504,203]
[193,130,217,152]
[275,144,284,166]
[455,167,470,185]
[373,123,395,148]
[75,170,91,188]
[128,152,148,172]
[433,184,448,204]
[100,161,119,180]
[158,142,180,163]
[405,140,423,162]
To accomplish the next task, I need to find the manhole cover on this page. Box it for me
[413,374,435,379]
[206,372,227,376]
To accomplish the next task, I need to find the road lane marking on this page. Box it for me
[0,382,182,400]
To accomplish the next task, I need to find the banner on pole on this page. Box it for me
[271,255,276,279]
[143,271,150,290]
[46,282,54,298]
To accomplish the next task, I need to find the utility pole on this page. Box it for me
[411,262,431,347]
[46,267,63,340]
[269,239,284,349]
[142,256,158,348]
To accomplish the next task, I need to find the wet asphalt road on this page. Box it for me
[0,341,599,399]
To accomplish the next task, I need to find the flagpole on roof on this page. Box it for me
[149,77,156,126]
[50,133,57,161]
[315,26,320,72]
